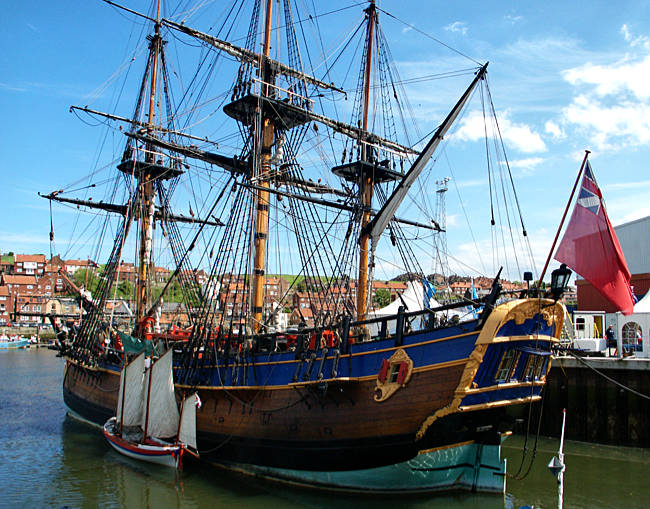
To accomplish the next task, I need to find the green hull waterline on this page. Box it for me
[210,441,507,494]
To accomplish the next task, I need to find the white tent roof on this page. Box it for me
[367,281,438,318]
[633,291,650,313]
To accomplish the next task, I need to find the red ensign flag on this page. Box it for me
[554,161,635,315]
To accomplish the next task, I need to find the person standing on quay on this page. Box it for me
[606,325,616,357]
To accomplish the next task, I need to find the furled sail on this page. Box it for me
[142,350,179,439]
[117,352,145,427]
[178,393,199,451]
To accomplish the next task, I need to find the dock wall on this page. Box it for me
[522,357,650,447]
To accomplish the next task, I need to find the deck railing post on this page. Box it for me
[395,306,405,346]
[380,319,387,339]
[340,315,351,354]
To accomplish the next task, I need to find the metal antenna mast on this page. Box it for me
[433,177,451,280]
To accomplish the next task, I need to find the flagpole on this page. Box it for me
[538,150,591,286]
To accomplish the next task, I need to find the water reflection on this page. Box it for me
[2,350,648,508]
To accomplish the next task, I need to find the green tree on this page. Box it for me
[72,268,100,294]
[373,288,391,308]
[117,280,134,299]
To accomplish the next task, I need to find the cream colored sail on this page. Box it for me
[142,349,179,439]
[178,393,198,450]
[117,352,145,427]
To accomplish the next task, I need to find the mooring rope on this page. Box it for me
[562,349,650,401]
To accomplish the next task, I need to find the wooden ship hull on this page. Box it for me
[51,0,570,493]
[64,299,563,474]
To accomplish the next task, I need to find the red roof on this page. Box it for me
[1,274,38,285]
[65,259,98,267]
[15,254,46,263]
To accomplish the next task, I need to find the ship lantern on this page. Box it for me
[550,264,572,299]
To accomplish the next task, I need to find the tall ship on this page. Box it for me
[46,0,566,493]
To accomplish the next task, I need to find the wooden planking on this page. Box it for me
[193,364,466,442]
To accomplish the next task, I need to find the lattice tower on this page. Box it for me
[433,177,451,281]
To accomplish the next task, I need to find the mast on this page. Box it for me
[136,0,162,328]
[356,0,377,320]
[251,0,275,332]
[119,360,127,434]
[143,355,153,442]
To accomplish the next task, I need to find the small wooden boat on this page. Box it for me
[103,350,199,469]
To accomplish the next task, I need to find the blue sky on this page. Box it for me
[2,1,649,281]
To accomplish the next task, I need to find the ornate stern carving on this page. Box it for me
[504,299,564,329]
[374,348,413,402]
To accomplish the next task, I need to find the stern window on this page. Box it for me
[495,349,521,383]
[524,355,548,381]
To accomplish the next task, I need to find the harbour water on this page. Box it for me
[1,349,648,508]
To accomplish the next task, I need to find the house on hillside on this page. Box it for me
[14,254,46,277]
[13,293,46,326]
[0,286,11,325]
[1,274,38,295]
[64,259,99,275]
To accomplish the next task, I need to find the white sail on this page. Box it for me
[142,349,179,439]
[178,393,198,450]
[116,352,145,427]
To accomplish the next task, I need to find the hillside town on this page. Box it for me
[0,251,557,332]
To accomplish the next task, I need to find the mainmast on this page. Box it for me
[356,0,377,321]
[251,0,275,332]
[136,0,163,328]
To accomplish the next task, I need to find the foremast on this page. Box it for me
[356,0,377,321]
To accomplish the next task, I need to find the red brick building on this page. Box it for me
[14,254,46,276]
[1,274,38,295]
[576,215,650,312]
[0,286,11,325]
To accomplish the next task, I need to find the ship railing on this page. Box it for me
[249,76,314,108]
[215,299,481,357]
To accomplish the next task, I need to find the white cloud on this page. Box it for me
[507,157,545,175]
[454,178,485,189]
[448,226,553,281]
[0,232,49,245]
[562,93,650,150]
[605,180,650,191]
[0,82,27,93]
[621,24,650,49]
[563,55,650,100]
[621,207,650,223]
[453,110,547,153]
[555,29,650,151]
[504,15,523,25]
[545,120,565,139]
[444,21,468,36]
